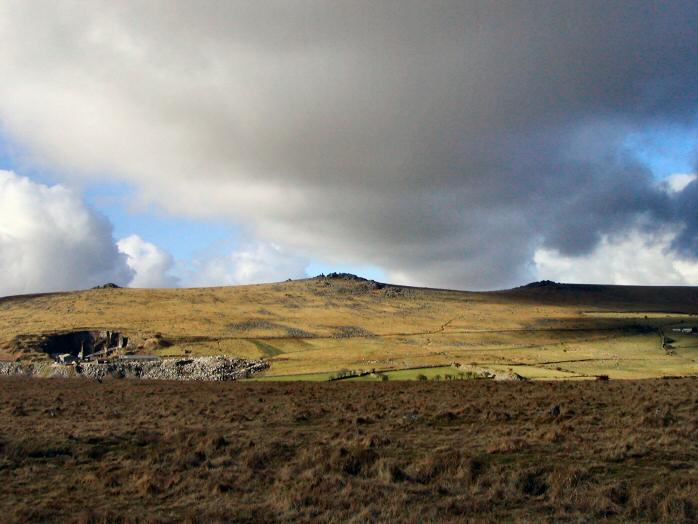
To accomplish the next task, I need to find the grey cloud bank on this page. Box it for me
[0,1,697,289]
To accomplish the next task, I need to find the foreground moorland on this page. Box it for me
[0,377,697,523]
[1,276,698,380]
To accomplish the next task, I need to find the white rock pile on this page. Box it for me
[0,361,26,376]
[0,356,269,381]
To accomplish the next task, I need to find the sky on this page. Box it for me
[0,1,697,296]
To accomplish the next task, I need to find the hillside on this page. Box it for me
[1,275,698,379]
[500,280,698,310]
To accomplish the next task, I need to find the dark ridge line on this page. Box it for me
[3,277,698,303]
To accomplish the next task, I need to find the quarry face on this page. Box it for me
[11,330,128,359]
[2,329,270,381]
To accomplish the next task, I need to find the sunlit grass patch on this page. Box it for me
[250,371,336,381]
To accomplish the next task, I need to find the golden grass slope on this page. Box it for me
[1,277,698,379]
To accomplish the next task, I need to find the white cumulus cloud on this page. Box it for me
[187,241,308,287]
[0,170,133,296]
[117,234,178,288]
[663,173,697,194]
[535,230,698,286]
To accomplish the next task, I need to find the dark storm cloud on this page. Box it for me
[0,1,697,288]
[672,177,698,256]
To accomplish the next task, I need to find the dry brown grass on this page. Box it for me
[1,377,697,522]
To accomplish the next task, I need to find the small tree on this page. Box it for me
[417,374,428,381]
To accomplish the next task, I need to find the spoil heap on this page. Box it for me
[0,356,269,381]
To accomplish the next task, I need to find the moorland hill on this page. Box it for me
[1,275,697,379]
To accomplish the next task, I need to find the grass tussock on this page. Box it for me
[0,377,697,522]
